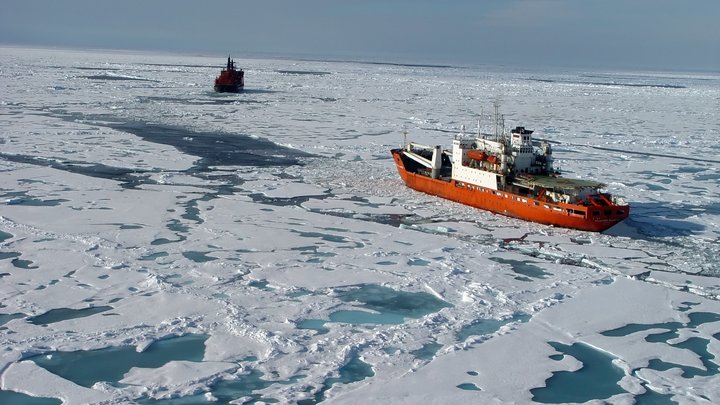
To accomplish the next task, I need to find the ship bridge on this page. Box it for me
[509,126,539,173]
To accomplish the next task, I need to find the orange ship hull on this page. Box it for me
[392,150,628,232]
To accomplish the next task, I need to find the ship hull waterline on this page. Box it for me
[214,84,243,93]
[392,150,628,232]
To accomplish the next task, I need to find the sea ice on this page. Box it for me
[1,46,719,404]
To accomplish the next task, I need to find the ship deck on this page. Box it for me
[513,174,605,191]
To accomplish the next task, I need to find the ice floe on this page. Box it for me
[1,46,719,404]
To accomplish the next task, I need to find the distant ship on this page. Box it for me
[214,56,244,93]
[391,107,629,232]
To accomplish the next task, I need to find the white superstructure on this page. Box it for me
[451,137,502,190]
[450,124,555,191]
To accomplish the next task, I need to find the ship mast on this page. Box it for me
[492,101,505,143]
[477,108,484,140]
[493,101,499,141]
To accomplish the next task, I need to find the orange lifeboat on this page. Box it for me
[467,150,487,161]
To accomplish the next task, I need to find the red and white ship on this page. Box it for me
[391,110,629,232]
[214,56,244,93]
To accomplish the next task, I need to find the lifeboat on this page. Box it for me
[467,150,487,161]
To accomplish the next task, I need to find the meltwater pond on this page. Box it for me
[456,312,531,343]
[30,334,208,388]
[297,319,330,334]
[298,353,375,405]
[0,230,13,242]
[531,341,626,403]
[488,257,551,281]
[27,305,113,325]
[139,369,305,405]
[0,390,61,405]
[410,342,443,360]
[601,311,720,379]
[0,312,25,327]
[334,284,452,321]
[646,337,719,378]
[602,311,720,338]
[138,353,370,404]
[531,340,680,404]
[328,309,405,325]
[298,284,452,329]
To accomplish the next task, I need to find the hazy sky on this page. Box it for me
[2,0,719,71]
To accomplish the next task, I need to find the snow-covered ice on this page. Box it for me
[1,46,719,404]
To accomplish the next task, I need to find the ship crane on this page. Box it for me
[403,143,444,179]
